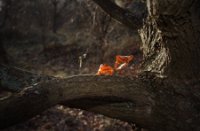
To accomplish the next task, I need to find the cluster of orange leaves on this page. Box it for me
[96,55,134,76]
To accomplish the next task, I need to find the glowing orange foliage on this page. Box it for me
[96,55,134,76]
[96,64,114,76]
[114,55,134,70]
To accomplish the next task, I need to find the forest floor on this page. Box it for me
[3,105,137,131]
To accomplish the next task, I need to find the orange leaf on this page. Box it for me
[114,55,134,70]
[96,64,114,76]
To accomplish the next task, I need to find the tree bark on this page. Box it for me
[0,65,200,131]
[92,0,143,30]
[139,0,200,80]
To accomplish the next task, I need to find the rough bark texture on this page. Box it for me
[1,0,200,131]
[0,65,200,131]
[139,0,200,79]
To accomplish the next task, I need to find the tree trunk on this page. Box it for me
[0,0,200,131]
[0,66,200,131]
[139,0,200,80]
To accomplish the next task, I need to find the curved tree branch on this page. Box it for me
[91,0,143,30]
[1,65,200,131]
[0,64,155,129]
[0,72,153,129]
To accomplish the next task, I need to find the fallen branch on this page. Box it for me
[91,0,143,30]
[0,65,200,131]
[0,71,153,129]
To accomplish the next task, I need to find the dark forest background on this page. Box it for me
[0,0,146,130]
[0,0,145,77]
[1,0,199,130]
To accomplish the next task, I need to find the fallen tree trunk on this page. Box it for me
[0,65,200,131]
[0,65,152,129]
